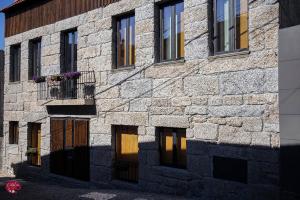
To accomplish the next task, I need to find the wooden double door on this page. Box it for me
[50,118,89,181]
[115,126,139,182]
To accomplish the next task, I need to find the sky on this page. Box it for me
[0,0,13,50]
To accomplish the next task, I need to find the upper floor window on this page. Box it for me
[211,0,248,54]
[115,14,135,68]
[9,121,19,144]
[159,127,186,169]
[10,44,21,82]
[29,38,41,80]
[61,30,78,73]
[160,1,184,62]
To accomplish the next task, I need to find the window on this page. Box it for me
[10,44,21,82]
[29,38,42,80]
[211,0,248,54]
[61,30,78,73]
[160,1,184,62]
[9,121,19,144]
[213,156,248,183]
[115,14,135,68]
[159,127,186,168]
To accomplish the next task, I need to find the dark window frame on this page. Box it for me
[159,1,185,62]
[61,29,78,73]
[9,121,19,144]
[114,12,136,69]
[29,38,42,80]
[213,156,248,183]
[10,44,21,82]
[210,0,249,55]
[158,127,187,169]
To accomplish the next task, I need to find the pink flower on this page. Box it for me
[5,180,22,194]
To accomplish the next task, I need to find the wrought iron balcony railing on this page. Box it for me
[37,71,96,101]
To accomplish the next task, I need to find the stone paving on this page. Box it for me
[0,172,194,200]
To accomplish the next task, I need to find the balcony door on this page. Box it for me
[50,118,89,181]
[61,30,78,99]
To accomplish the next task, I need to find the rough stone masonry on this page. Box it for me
[1,0,280,199]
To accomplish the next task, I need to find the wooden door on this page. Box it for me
[74,120,89,181]
[115,126,138,182]
[65,119,74,177]
[28,123,41,166]
[50,119,65,175]
[50,118,89,181]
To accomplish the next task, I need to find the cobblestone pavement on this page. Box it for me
[0,173,195,200]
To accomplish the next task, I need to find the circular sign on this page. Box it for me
[5,180,22,194]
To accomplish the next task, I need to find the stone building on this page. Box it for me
[0,50,4,170]
[0,0,290,199]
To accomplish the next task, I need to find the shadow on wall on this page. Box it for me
[2,139,297,200]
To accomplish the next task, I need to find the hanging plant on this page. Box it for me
[63,71,81,80]
[25,147,37,156]
[32,76,46,83]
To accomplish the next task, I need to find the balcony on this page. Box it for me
[37,71,96,106]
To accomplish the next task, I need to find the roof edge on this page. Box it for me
[1,0,28,13]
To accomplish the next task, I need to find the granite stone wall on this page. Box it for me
[0,50,4,170]
[2,0,280,199]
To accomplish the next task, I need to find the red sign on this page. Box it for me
[5,180,22,194]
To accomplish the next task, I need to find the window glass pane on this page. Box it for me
[162,6,172,61]
[63,31,77,72]
[129,16,135,66]
[73,31,78,71]
[9,121,19,144]
[235,0,248,49]
[118,18,127,67]
[37,41,41,76]
[31,40,41,78]
[160,128,173,166]
[176,2,184,59]
[11,45,21,82]
[177,132,186,168]
[216,0,230,52]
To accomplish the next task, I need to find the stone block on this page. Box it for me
[105,112,148,126]
[171,97,191,107]
[184,76,219,96]
[243,118,263,132]
[193,123,218,140]
[153,78,184,98]
[208,105,265,117]
[185,106,207,115]
[120,79,152,98]
[129,98,151,112]
[220,69,278,95]
[150,115,189,128]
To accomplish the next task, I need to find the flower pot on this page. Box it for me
[63,72,81,80]
[33,76,46,83]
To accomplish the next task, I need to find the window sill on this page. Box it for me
[112,66,135,72]
[154,59,185,66]
[208,50,250,60]
[8,81,21,85]
[8,144,18,146]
